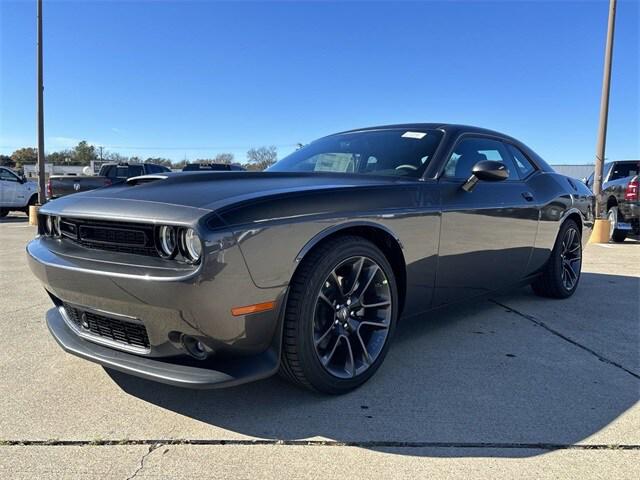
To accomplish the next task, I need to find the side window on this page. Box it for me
[443,137,518,180]
[102,165,116,178]
[0,168,19,182]
[145,164,160,174]
[127,165,143,177]
[586,172,594,188]
[507,144,536,179]
[116,166,129,177]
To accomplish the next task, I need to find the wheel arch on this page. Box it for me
[564,210,583,233]
[606,195,618,210]
[557,208,585,249]
[294,221,408,315]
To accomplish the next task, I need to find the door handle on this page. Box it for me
[522,192,534,201]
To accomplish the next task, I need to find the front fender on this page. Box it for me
[233,217,404,289]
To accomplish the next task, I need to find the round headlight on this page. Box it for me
[44,216,53,236]
[157,225,177,258]
[182,228,202,263]
[52,216,61,237]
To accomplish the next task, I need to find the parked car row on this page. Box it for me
[47,162,246,199]
[4,156,636,246]
[2,162,245,215]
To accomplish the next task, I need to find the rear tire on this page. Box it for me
[608,207,628,243]
[531,219,582,299]
[279,235,398,394]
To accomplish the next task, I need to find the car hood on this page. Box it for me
[40,172,413,223]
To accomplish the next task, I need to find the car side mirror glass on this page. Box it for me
[462,160,509,192]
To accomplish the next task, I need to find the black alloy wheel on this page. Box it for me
[559,226,582,291]
[313,255,392,379]
[280,235,398,394]
[531,219,582,299]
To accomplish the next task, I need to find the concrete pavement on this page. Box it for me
[1,212,638,479]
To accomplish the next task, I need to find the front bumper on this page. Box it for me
[27,232,287,388]
[46,307,279,388]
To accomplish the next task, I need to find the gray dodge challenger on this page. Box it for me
[27,124,594,394]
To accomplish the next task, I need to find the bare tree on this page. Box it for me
[246,146,277,171]
[213,153,234,164]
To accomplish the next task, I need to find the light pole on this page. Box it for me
[591,0,617,242]
[36,0,46,205]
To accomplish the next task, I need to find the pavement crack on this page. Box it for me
[1,439,639,450]
[125,442,161,480]
[491,300,640,380]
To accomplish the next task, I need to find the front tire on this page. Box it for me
[608,207,628,243]
[280,235,398,394]
[532,219,582,299]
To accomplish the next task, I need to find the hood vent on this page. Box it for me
[126,174,169,186]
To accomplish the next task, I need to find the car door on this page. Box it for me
[0,168,20,206]
[433,136,539,306]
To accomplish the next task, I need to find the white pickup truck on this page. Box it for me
[0,166,38,217]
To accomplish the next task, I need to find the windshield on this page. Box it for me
[269,129,443,177]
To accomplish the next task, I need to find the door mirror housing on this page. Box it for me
[472,160,509,181]
[462,160,509,192]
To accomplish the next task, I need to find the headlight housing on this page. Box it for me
[41,215,61,237]
[44,216,53,236]
[52,216,61,237]
[181,228,202,264]
[155,225,202,264]
[156,225,178,258]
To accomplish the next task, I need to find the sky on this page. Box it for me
[0,0,638,164]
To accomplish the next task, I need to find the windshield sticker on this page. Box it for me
[401,131,427,139]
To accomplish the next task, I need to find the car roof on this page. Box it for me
[331,123,520,142]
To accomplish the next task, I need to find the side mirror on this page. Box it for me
[20,175,27,184]
[462,160,509,192]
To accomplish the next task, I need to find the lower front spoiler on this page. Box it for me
[46,307,280,389]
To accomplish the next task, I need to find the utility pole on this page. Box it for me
[36,0,46,205]
[593,0,617,219]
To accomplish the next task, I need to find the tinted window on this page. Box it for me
[269,129,444,177]
[443,137,518,180]
[507,144,536,178]
[116,165,143,177]
[0,168,19,182]
[609,162,640,181]
[102,165,116,178]
[586,172,594,188]
[145,164,166,174]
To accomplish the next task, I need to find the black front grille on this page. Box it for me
[63,303,150,350]
[60,218,158,257]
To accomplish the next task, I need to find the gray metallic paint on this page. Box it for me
[27,124,595,388]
